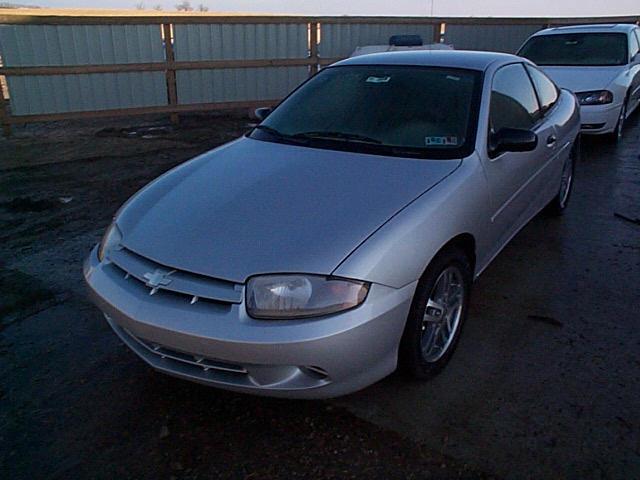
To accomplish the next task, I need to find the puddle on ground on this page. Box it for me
[95,125,176,139]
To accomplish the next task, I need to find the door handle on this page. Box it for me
[546,134,557,147]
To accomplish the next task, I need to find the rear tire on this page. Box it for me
[546,135,579,216]
[399,247,472,380]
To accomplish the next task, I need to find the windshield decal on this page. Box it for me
[365,75,391,84]
[425,136,459,146]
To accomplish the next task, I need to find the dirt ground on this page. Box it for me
[0,111,639,480]
[0,113,489,480]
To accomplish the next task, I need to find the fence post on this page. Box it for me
[309,21,319,77]
[162,23,179,126]
[0,76,11,137]
[433,22,443,44]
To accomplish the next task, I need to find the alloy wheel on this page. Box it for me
[616,103,626,141]
[420,266,465,363]
[559,152,574,208]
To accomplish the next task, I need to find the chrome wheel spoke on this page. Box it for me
[447,289,462,309]
[433,325,443,344]
[424,298,446,323]
[446,311,455,331]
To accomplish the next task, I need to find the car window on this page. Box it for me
[490,63,541,133]
[525,65,559,114]
[518,33,628,66]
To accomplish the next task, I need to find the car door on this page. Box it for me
[524,64,568,191]
[481,63,558,252]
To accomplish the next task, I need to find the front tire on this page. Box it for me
[399,247,472,379]
[546,135,579,216]
[607,97,628,143]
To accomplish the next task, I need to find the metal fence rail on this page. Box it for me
[0,13,638,135]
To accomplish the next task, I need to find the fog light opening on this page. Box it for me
[581,123,606,130]
[301,365,329,379]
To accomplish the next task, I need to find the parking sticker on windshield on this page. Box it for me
[425,136,458,146]
[366,75,391,84]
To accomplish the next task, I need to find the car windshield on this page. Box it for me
[249,65,482,159]
[518,32,629,66]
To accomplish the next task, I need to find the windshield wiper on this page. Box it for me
[253,124,289,138]
[292,131,382,144]
[253,125,310,144]
[254,126,382,147]
[388,147,428,157]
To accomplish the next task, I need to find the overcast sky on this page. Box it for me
[24,0,640,17]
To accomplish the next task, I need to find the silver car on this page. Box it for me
[84,51,580,398]
[517,23,640,142]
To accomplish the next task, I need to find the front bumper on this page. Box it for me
[83,246,415,398]
[579,103,623,135]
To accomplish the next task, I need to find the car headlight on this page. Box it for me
[576,90,613,106]
[246,274,370,319]
[97,222,123,262]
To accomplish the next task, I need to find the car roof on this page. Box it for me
[531,23,637,37]
[333,50,523,71]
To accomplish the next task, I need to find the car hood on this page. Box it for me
[117,137,460,283]
[540,66,623,93]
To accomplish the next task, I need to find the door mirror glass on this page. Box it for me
[255,107,273,121]
[489,128,538,155]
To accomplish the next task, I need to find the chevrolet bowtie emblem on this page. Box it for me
[143,269,175,295]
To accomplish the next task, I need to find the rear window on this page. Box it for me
[518,32,629,66]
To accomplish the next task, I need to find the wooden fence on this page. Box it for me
[0,12,638,136]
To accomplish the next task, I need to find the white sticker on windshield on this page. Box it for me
[425,136,458,146]
[366,75,391,83]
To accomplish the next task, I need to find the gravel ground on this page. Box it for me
[336,116,640,479]
[1,112,639,480]
[0,114,490,480]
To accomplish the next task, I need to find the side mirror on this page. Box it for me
[489,128,538,155]
[255,107,273,121]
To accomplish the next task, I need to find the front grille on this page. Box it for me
[125,328,248,376]
[107,246,242,305]
[107,319,332,390]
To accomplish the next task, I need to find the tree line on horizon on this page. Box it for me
[135,1,209,11]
